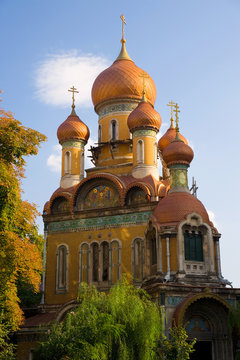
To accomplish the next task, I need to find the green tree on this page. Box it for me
[0,95,46,330]
[158,326,196,360]
[33,278,195,360]
[33,278,163,360]
[228,303,240,360]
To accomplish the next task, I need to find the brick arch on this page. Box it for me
[73,173,124,210]
[49,194,72,215]
[123,182,152,206]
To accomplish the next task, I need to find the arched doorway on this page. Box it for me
[180,296,233,360]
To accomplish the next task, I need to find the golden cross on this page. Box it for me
[68,86,79,108]
[174,103,180,131]
[120,14,126,40]
[167,100,176,128]
[139,71,149,97]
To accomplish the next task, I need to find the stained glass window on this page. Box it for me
[83,185,120,209]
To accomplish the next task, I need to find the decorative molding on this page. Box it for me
[62,141,84,149]
[49,211,152,233]
[99,103,137,118]
[133,129,157,138]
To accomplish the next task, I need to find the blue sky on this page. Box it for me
[1,0,240,286]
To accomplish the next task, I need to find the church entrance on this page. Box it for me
[181,296,233,360]
[190,341,212,360]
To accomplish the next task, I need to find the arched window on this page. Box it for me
[92,243,99,282]
[133,238,143,282]
[80,152,84,178]
[125,187,148,206]
[80,243,89,283]
[137,140,144,164]
[151,236,157,265]
[111,120,116,141]
[110,240,120,283]
[184,231,203,261]
[98,125,102,143]
[101,242,109,282]
[154,142,158,165]
[64,151,71,174]
[51,197,69,214]
[56,245,68,291]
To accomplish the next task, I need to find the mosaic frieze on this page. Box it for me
[167,296,184,306]
[133,129,157,138]
[62,140,84,149]
[99,103,137,118]
[48,211,152,233]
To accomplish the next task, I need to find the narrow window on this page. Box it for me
[98,125,102,143]
[137,140,144,164]
[57,245,67,290]
[151,236,157,265]
[64,151,71,174]
[92,243,99,282]
[112,120,116,141]
[80,243,89,283]
[101,242,109,281]
[184,231,203,261]
[110,241,120,283]
[133,238,143,282]
[80,152,84,178]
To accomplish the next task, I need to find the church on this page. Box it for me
[17,16,240,360]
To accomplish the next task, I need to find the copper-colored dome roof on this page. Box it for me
[162,137,194,166]
[127,100,161,132]
[152,192,210,226]
[158,126,188,152]
[57,111,90,144]
[91,59,157,110]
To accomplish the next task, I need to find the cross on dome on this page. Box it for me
[174,103,180,131]
[167,100,176,128]
[68,86,79,113]
[120,14,126,41]
[139,71,150,100]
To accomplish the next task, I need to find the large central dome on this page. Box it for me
[91,41,157,111]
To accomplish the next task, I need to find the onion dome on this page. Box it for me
[91,40,156,110]
[127,98,161,132]
[57,108,90,144]
[152,192,210,226]
[158,124,188,152]
[162,133,193,167]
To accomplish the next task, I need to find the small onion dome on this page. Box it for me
[57,111,90,144]
[162,135,193,167]
[91,57,156,110]
[152,191,210,226]
[127,100,161,132]
[158,126,188,152]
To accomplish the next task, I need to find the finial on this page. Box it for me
[167,100,176,128]
[68,86,79,115]
[139,71,149,101]
[116,15,132,61]
[173,103,181,141]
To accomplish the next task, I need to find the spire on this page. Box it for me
[139,71,149,102]
[68,86,79,115]
[116,14,132,61]
[167,100,176,129]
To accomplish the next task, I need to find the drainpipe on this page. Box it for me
[41,223,48,305]
[164,236,171,281]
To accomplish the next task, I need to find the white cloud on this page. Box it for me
[207,209,220,230]
[35,51,110,107]
[47,144,61,173]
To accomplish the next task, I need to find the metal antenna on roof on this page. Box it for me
[190,176,198,197]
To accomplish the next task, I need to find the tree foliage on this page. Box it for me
[33,279,195,360]
[158,326,196,360]
[0,95,46,330]
[33,278,163,360]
